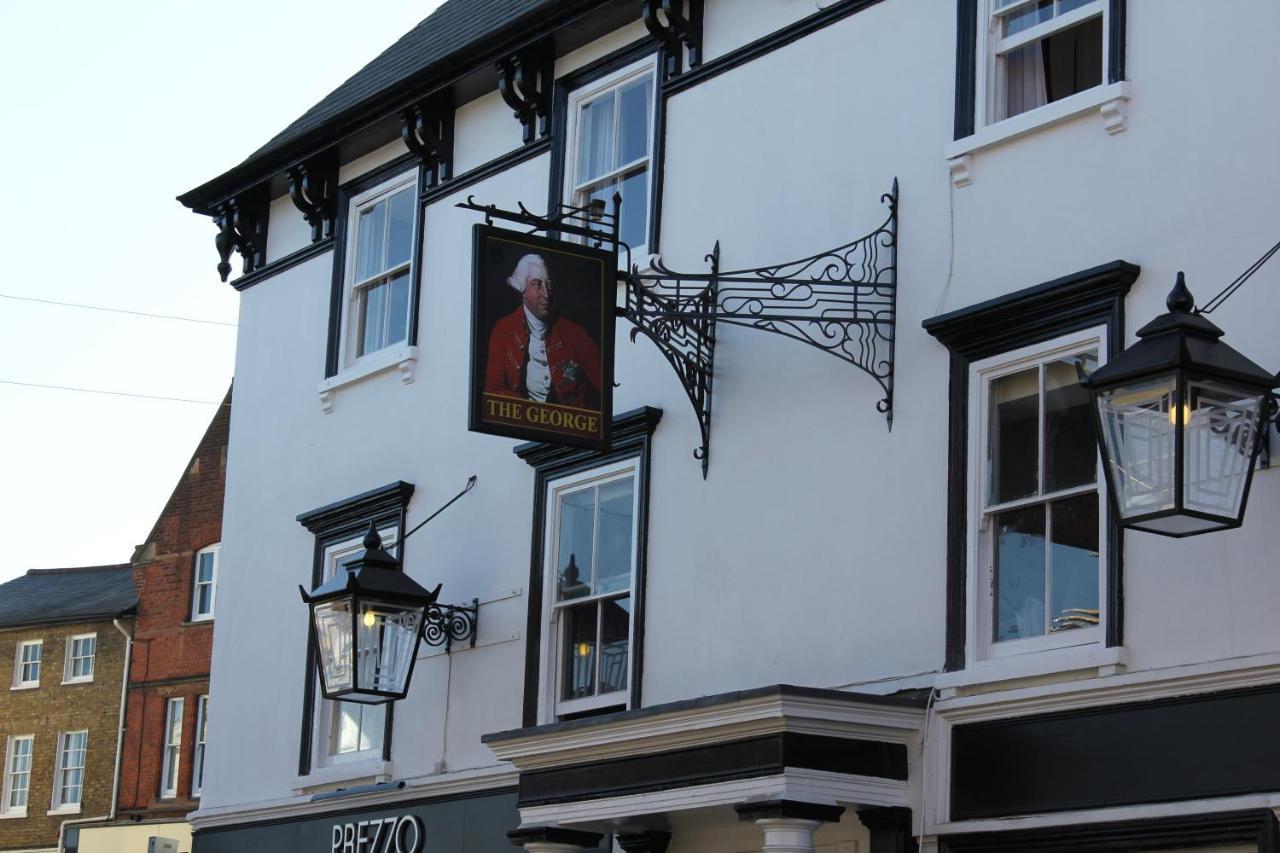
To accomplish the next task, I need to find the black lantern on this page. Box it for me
[299,523,440,704]
[1084,273,1278,537]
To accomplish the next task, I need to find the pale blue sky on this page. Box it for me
[0,1,444,581]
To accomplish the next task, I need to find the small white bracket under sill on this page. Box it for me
[317,345,419,413]
[947,81,1130,186]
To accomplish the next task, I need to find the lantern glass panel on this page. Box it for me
[312,599,354,694]
[355,599,424,697]
[1095,376,1178,521]
[1183,380,1266,519]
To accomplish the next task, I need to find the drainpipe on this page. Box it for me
[56,617,133,853]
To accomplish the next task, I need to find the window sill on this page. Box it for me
[47,805,81,816]
[181,618,214,628]
[937,644,1126,693]
[10,683,39,691]
[0,810,27,819]
[294,758,391,793]
[946,81,1130,182]
[317,345,419,413]
[60,677,94,685]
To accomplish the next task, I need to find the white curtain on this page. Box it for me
[1003,41,1048,119]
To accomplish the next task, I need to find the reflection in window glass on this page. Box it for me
[350,184,415,361]
[988,367,1039,504]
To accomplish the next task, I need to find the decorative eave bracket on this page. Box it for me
[288,152,338,243]
[497,44,553,144]
[457,180,899,478]
[401,93,455,190]
[212,188,270,283]
[643,0,704,79]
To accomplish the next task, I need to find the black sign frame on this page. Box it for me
[468,224,616,450]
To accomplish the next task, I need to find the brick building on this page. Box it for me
[0,566,138,853]
[75,393,229,853]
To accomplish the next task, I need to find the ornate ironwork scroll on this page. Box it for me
[625,179,898,473]
[423,599,478,651]
[457,179,899,479]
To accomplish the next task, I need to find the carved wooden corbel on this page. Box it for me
[288,152,338,243]
[643,0,704,79]
[401,94,454,189]
[497,44,552,144]
[211,190,269,283]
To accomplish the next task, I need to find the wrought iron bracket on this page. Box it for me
[497,43,553,144]
[422,598,478,652]
[643,0,704,79]
[211,189,270,283]
[288,152,338,243]
[401,93,454,190]
[457,180,899,479]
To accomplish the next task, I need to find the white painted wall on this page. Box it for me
[203,0,1280,826]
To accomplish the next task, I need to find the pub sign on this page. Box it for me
[469,225,615,449]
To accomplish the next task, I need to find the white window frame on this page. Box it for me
[977,0,1109,128]
[339,171,418,370]
[50,730,86,813]
[12,640,41,689]
[538,457,641,721]
[62,633,96,684]
[311,527,397,767]
[1,735,33,818]
[562,57,658,262]
[159,698,183,799]
[191,543,220,622]
[967,326,1108,667]
[192,694,208,797]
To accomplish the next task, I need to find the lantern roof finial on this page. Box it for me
[363,520,382,552]
[1167,271,1195,313]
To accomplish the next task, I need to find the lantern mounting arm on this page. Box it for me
[457,180,899,478]
[398,477,482,652]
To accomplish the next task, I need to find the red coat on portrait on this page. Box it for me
[484,307,602,407]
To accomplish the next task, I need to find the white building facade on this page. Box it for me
[178,1,1280,851]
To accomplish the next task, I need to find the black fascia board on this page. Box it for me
[176,0,636,215]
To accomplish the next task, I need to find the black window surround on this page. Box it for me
[953,0,1128,140]
[294,480,415,773]
[547,38,666,255]
[922,260,1138,671]
[323,155,426,379]
[515,406,662,727]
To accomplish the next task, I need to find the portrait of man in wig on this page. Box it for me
[483,252,602,407]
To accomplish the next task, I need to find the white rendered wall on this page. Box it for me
[203,0,1280,815]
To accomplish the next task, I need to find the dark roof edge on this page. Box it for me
[177,0,614,214]
[0,606,138,632]
[25,563,132,575]
[482,683,930,743]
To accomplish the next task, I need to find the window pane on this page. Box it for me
[359,279,388,356]
[1058,0,1094,11]
[358,702,385,752]
[617,78,652,165]
[988,367,1039,504]
[1183,382,1265,519]
[994,505,1046,642]
[354,200,387,281]
[197,584,213,616]
[386,188,415,269]
[556,489,596,600]
[576,94,615,184]
[198,552,215,583]
[1042,16,1102,102]
[596,477,634,595]
[562,604,597,700]
[385,270,411,347]
[599,597,630,694]
[1050,493,1099,631]
[1002,0,1052,36]
[620,169,649,250]
[1044,350,1097,492]
[333,702,361,754]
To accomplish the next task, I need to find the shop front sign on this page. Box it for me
[330,814,423,853]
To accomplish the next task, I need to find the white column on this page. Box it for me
[754,817,823,853]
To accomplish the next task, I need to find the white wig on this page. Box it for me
[506,253,549,292]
